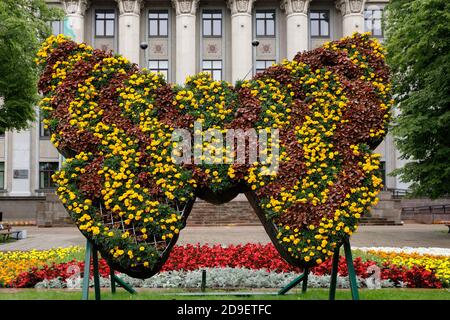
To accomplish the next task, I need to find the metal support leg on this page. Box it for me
[92,244,101,300]
[201,270,207,292]
[329,245,341,300]
[328,240,359,300]
[302,267,309,293]
[343,239,360,300]
[82,240,135,299]
[81,240,91,300]
[278,268,309,295]
[112,274,137,294]
[110,268,116,294]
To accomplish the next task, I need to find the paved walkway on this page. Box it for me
[0,224,449,251]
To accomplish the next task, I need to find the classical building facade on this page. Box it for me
[1,0,408,223]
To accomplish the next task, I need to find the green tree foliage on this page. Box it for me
[0,0,62,132]
[385,0,450,198]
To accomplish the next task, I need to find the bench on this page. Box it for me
[0,224,21,242]
[0,230,22,242]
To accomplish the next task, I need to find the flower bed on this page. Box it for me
[1,244,448,289]
[366,250,450,285]
[0,246,82,286]
[355,246,450,256]
[33,268,399,290]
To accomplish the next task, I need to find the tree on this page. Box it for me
[0,0,62,132]
[385,0,450,198]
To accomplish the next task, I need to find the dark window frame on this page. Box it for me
[95,9,116,38]
[202,10,223,37]
[255,10,276,37]
[255,60,275,74]
[148,59,169,79]
[364,8,384,37]
[202,60,222,81]
[39,162,59,190]
[148,10,169,38]
[310,10,330,38]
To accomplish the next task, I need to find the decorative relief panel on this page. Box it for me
[202,38,222,60]
[94,38,115,52]
[149,39,169,59]
[311,38,329,50]
[39,140,60,159]
[255,39,276,60]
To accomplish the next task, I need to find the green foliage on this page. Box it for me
[385,0,450,198]
[0,0,62,131]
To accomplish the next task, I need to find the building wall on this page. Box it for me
[2,0,406,223]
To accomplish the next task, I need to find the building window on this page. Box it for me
[255,60,275,74]
[364,8,383,37]
[149,10,168,37]
[40,117,50,138]
[255,10,276,37]
[148,60,169,79]
[202,10,222,37]
[39,162,59,189]
[310,11,330,37]
[95,10,115,37]
[0,162,4,190]
[202,60,222,81]
[50,20,63,36]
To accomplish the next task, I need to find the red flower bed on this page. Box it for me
[380,263,442,289]
[10,260,110,288]
[8,244,442,288]
[161,244,297,273]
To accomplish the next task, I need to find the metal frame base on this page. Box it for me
[278,237,360,300]
[82,238,359,300]
[82,240,136,300]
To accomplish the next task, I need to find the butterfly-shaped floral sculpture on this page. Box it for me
[37,33,391,278]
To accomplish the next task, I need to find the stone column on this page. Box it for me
[336,0,366,36]
[281,0,311,60]
[117,0,143,64]
[228,0,255,83]
[62,0,89,42]
[172,0,199,84]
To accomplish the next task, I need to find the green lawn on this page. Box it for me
[0,288,449,300]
